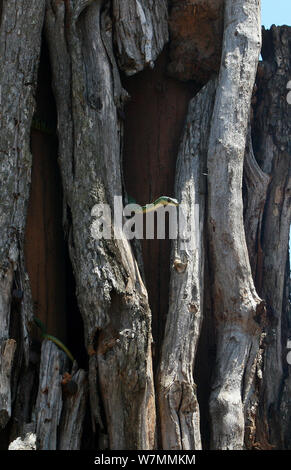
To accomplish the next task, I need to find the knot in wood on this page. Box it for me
[173,258,187,273]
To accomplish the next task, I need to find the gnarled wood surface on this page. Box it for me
[44,0,164,449]
[252,26,291,449]
[206,0,263,449]
[158,79,216,450]
[0,0,45,429]
[113,0,168,75]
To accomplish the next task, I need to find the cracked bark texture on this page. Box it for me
[158,79,216,450]
[44,0,166,449]
[0,0,45,428]
[112,0,168,75]
[206,0,263,449]
[251,26,291,449]
[0,0,290,452]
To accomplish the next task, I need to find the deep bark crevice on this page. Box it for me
[26,38,86,370]
[194,263,216,449]
[122,47,197,370]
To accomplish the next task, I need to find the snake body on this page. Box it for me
[136,196,179,214]
[33,316,74,362]
[33,197,178,361]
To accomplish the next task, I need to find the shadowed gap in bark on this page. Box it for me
[122,47,196,371]
[122,48,199,448]
[25,38,86,366]
[194,253,216,449]
[25,33,87,407]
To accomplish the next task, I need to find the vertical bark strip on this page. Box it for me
[207,0,264,449]
[243,129,270,284]
[0,0,45,428]
[59,369,88,450]
[45,0,166,449]
[35,340,68,450]
[158,79,216,450]
[112,0,168,76]
[252,26,291,448]
[0,339,16,428]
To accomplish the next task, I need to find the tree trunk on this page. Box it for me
[0,0,290,451]
[0,0,45,430]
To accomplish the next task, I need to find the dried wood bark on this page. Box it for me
[251,26,291,449]
[44,0,165,449]
[158,79,216,450]
[59,369,88,450]
[0,0,45,428]
[35,340,68,450]
[112,0,168,75]
[34,340,87,450]
[206,0,264,449]
[0,340,16,428]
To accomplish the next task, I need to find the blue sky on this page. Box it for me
[261,0,291,27]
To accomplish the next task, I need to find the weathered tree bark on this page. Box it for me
[35,340,68,450]
[251,26,291,449]
[0,339,16,428]
[44,0,168,449]
[0,0,290,452]
[158,79,216,450]
[206,0,264,449]
[0,0,45,429]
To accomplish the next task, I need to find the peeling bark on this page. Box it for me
[59,369,88,450]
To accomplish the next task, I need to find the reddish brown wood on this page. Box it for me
[123,49,197,358]
[25,130,66,340]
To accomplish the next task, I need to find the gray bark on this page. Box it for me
[113,0,168,75]
[0,0,45,428]
[206,0,263,449]
[0,339,16,427]
[35,340,68,450]
[243,129,270,284]
[44,0,167,449]
[158,79,216,450]
[252,26,291,449]
[59,369,88,450]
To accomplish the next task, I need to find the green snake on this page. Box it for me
[33,316,74,362]
[33,196,178,361]
[129,196,179,214]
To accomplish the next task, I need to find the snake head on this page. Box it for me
[155,196,179,207]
